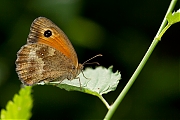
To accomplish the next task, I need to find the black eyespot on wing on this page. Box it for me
[44,30,52,37]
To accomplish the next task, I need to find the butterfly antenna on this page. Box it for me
[81,54,102,81]
[82,54,103,65]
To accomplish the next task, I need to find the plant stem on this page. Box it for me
[104,0,177,119]
[155,0,177,39]
[156,23,171,40]
[98,95,110,109]
[104,35,159,120]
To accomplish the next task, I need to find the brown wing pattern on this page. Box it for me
[16,43,73,85]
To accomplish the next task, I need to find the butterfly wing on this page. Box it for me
[28,17,78,67]
[16,43,75,85]
[16,17,79,85]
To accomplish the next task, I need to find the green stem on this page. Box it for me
[104,35,159,120]
[98,95,110,109]
[156,23,171,40]
[104,0,177,119]
[155,0,177,39]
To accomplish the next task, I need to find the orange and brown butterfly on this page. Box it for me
[15,17,102,86]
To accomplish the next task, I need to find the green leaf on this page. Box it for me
[0,86,33,120]
[50,66,121,96]
[166,9,180,24]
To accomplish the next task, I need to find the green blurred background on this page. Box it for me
[0,0,179,119]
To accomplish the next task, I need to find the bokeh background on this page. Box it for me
[0,0,179,119]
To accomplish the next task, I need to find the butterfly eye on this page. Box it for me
[44,30,52,37]
[72,66,76,70]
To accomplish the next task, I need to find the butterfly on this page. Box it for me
[15,17,102,86]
